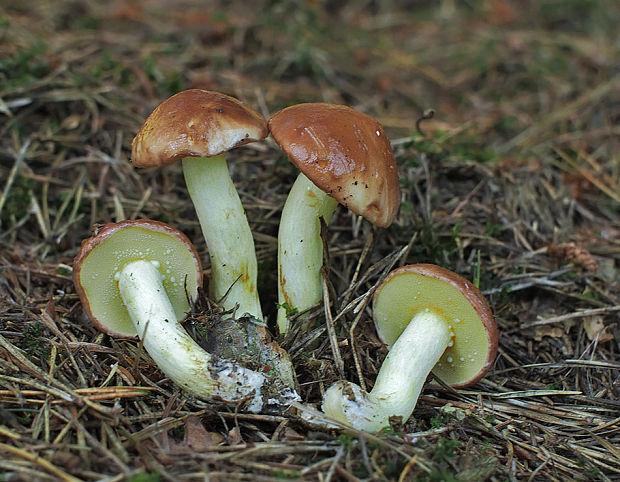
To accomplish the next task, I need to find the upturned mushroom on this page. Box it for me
[73,220,298,412]
[269,103,400,333]
[132,89,267,320]
[322,264,498,432]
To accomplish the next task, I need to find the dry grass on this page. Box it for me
[1,0,618,480]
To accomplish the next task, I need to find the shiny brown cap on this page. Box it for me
[373,264,498,388]
[269,103,399,228]
[132,89,268,168]
[73,220,203,338]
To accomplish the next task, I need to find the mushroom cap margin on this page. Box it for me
[132,89,268,168]
[269,103,400,228]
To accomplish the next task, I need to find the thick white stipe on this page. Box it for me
[182,154,262,320]
[118,259,266,411]
[322,310,451,432]
[277,173,338,333]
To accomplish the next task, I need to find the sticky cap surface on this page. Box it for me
[132,89,268,167]
[269,103,399,227]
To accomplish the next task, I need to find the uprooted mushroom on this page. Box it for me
[73,219,299,412]
[322,264,498,432]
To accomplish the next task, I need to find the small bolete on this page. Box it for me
[73,220,297,412]
[132,89,268,320]
[269,103,400,333]
[322,264,498,432]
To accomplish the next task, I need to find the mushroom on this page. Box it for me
[268,103,400,333]
[322,264,498,432]
[132,89,267,320]
[73,219,298,412]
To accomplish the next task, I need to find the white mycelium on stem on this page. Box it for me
[74,220,300,412]
[117,259,267,411]
[322,310,452,432]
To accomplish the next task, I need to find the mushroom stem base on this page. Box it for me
[277,173,338,333]
[322,309,451,432]
[117,259,268,411]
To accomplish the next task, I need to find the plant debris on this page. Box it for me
[1,1,618,480]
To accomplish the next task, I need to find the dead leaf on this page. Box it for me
[116,365,136,385]
[583,317,614,343]
[282,427,304,441]
[44,296,57,321]
[162,416,225,454]
[113,3,143,22]
[182,416,224,451]
[489,0,517,25]
[534,325,564,341]
[51,451,82,471]
[227,426,243,445]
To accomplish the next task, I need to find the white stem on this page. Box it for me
[277,173,338,333]
[182,155,262,320]
[117,259,267,412]
[322,309,451,432]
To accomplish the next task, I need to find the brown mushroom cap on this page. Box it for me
[373,264,497,388]
[73,220,203,338]
[268,103,399,228]
[131,89,268,168]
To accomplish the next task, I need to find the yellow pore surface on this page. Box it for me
[78,225,200,337]
[373,271,490,386]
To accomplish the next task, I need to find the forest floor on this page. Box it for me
[0,1,618,480]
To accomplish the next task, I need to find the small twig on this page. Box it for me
[0,386,155,404]
[358,434,373,476]
[348,293,373,392]
[528,457,551,482]
[397,231,418,268]
[0,140,31,226]
[398,454,420,482]
[483,268,573,296]
[132,318,150,377]
[0,442,82,482]
[415,109,435,137]
[338,231,374,310]
[520,305,620,329]
[322,274,345,379]
[325,445,345,482]
[450,180,485,217]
